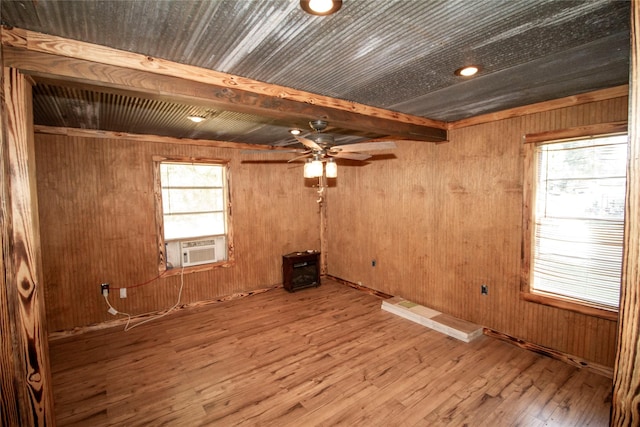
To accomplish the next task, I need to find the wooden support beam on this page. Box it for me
[1,68,54,425]
[1,27,448,142]
[611,1,640,425]
[0,56,23,427]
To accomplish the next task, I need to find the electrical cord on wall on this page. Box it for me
[108,270,169,290]
[102,267,185,331]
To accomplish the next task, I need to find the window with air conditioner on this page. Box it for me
[522,131,627,317]
[154,158,231,270]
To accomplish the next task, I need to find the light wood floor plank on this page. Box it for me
[49,280,612,426]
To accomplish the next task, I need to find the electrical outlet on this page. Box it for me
[101,283,110,296]
[481,284,488,295]
[120,288,127,298]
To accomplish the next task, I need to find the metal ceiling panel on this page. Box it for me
[2,0,631,143]
[32,83,380,145]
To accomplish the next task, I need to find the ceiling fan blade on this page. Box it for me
[331,151,372,161]
[332,141,397,152]
[287,151,312,163]
[241,149,304,154]
[295,136,322,151]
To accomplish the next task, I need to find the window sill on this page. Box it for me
[159,260,234,277]
[520,291,618,321]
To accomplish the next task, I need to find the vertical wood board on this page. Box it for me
[2,68,54,425]
[612,1,640,424]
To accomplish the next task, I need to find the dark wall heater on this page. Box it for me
[282,251,321,292]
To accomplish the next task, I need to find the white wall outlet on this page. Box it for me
[120,288,127,298]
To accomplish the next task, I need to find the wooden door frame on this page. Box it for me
[611,1,640,425]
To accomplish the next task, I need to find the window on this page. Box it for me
[154,157,231,270]
[522,129,627,317]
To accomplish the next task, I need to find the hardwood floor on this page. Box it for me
[49,280,612,426]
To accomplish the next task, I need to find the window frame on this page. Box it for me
[153,155,234,274]
[521,122,627,321]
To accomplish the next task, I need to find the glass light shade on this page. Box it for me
[325,159,337,178]
[310,159,323,178]
[303,159,313,178]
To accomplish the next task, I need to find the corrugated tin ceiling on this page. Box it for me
[1,0,631,145]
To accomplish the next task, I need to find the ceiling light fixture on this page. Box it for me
[187,115,206,123]
[303,156,338,179]
[303,159,314,178]
[310,156,324,178]
[325,158,337,178]
[454,65,480,77]
[289,128,302,136]
[300,0,342,16]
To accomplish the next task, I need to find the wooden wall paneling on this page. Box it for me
[449,85,629,130]
[327,94,628,368]
[2,68,54,425]
[35,133,320,332]
[612,0,640,423]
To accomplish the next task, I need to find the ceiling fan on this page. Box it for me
[286,119,397,164]
[241,119,396,180]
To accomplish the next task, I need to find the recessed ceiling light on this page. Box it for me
[289,129,302,136]
[454,65,480,77]
[188,115,206,123]
[300,0,342,16]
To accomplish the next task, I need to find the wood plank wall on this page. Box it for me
[35,134,320,332]
[327,96,628,368]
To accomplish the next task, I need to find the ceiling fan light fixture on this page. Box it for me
[303,159,314,178]
[289,128,302,136]
[310,158,324,178]
[325,158,337,178]
[454,65,480,77]
[300,0,342,16]
[187,115,206,123]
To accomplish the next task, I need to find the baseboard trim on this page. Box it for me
[48,284,282,340]
[324,275,393,299]
[484,328,614,379]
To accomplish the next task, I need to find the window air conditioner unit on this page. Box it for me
[181,238,217,267]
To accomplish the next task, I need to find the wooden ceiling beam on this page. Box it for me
[2,27,448,142]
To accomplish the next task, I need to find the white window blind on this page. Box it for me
[160,162,226,241]
[532,134,627,309]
